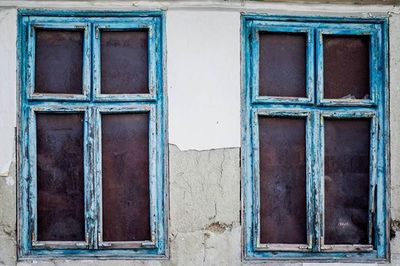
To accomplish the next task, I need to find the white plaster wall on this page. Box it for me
[167,10,241,150]
[0,1,399,266]
[0,8,17,266]
[0,8,17,177]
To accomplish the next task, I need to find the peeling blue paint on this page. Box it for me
[241,14,389,262]
[18,10,167,259]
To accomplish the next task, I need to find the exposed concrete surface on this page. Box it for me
[169,145,241,265]
[0,161,16,266]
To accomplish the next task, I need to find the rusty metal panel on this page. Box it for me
[35,30,83,94]
[259,32,306,98]
[101,30,149,94]
[323,35,370,100]
[324,119,370,245]
[36,113,85,241]
[101,113,150,241]
[259,117,307,244]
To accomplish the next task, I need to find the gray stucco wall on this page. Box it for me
[2,145,400,266]
[0,146,242,266]
[1,1,400,265]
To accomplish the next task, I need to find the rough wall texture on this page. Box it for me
[1,2,400,266]
[1,146,242,266]
[0,7,17,266]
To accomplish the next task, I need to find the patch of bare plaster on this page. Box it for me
[391,219,400,240]
[0,142,15,181]
[168,144,242,265]
[0,224,15,240]
[0,159,16,266]
[0,167,10,178]
[0,161,16,230]
[0,166,14,187]
[204,222,233,233]
[0,161,15,187]
[169,144,240,234]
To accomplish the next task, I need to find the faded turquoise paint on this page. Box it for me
[93,105,158,250]
[92,18,159,102]
[315,24,380,107]
[241,14,389,262]
[251,109,313,252]
[26,17,92,102]
[250,22,315,105]
[18,10,167,259]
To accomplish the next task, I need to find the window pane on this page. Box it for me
[259,117,307,244]
[101,113,150,241]
[259,32,307,98]
[36,113,85,241]
[323,35,370,100]
[324,119,370,245]
[35,30,84,94]
[101,30,149,94]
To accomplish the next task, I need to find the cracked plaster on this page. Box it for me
[0,3,400,266]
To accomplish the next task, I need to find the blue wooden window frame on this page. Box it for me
[17,10,167,259]
[241,14,389,262]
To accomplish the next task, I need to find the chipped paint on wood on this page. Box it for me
[17,10,168,259]
[241,14,389,262]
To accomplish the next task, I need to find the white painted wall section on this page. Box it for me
[0,9,16,176]
[167,10,241,151]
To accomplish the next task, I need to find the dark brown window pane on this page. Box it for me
[324,119,370,245]
[101,30,149,94]
[102,113,150,241]
[323,35,370,99]
[36,113,85,241]
[35,30,83,94]
[259,32,307,98]
[259,117,307,244]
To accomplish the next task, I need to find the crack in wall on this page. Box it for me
[0,224,15,240]
[217,149,225,194]
[208,202,217,221]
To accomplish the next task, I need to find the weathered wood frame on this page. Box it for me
[92,18,159,102]
[18,10,168,260]
[250,21,315,105]
[252,109,313,252]
[241,14,389,262]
